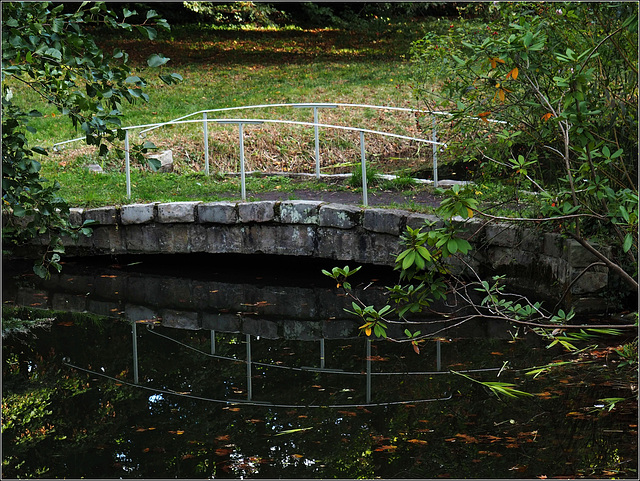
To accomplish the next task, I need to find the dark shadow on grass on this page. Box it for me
[97,27,418,67]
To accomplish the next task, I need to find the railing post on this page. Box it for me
[239,122,246,201]
[313,107,320,179]
[432,116,438,188]
[360,130,368,207]
[294,104,336,179]
[124,129,131,199]
[203,112,210,176]
[219,120,262,201]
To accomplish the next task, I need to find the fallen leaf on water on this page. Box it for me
[57,321,74,326]
[275,427,313,436]
[407,439,428,445]
[216,435,230,441]
[455,433,479,443]
[374,445,397,452]
[143,447,150,453]
[490,352,503,356]
[100,275,118,278]
[291,454,304,458]
[215,448,232,456]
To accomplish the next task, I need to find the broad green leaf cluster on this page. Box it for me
[411,2,638,294]
[2,1,181,277]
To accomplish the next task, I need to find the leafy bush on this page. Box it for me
[410,1,638,292]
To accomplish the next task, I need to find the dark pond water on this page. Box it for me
[2,255,638,479]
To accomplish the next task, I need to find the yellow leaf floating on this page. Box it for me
[507,67,519,80]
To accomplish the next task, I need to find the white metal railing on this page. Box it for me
[51,102,506,204]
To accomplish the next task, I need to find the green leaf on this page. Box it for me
[619,205,630,223]
[44,47,62,61]
[147,53,169,68]
[12,205,26,217]
[451,54,465,65]
[31,146,48,156]
[33,264,49,279]
[147,157,161,172]
[416,245,432,261]
[622,233,633,253]
[610,148,624,159]
[402,250,416,270]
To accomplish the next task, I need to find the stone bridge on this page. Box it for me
[49,200,610,314]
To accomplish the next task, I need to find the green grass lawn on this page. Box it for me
[7,19,459,208]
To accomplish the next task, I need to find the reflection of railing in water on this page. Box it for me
[120,323,501,408]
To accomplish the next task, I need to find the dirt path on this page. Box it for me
[245,188,442,208]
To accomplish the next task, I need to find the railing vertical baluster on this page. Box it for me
[360,130,368,207]
[203,112,210,176]
[314,106,320,179]
[125,129,131,199]
[432,116,438,188]
[239,122,246,201]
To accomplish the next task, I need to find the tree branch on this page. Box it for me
[566,231,638,291]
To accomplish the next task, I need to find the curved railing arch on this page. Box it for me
[52,102,506,203]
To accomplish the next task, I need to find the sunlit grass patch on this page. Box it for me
[8,21,452,208]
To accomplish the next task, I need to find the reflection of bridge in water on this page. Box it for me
[5,256,509,408]
[4,256,512,340]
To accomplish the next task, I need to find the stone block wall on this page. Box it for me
[47,201,613,313]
